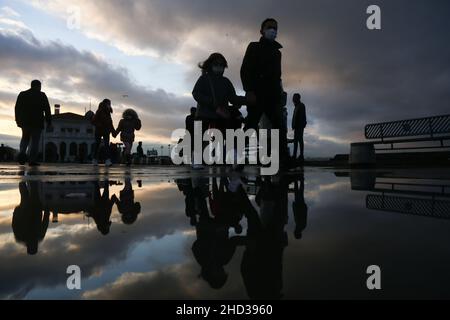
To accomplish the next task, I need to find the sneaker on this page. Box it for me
[92,159,98,166]
[105,159,113,167]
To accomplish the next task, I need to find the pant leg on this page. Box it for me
[293,132,298,159]
[93,131,102,160]
[264,104,288,163]
[123,141,132,155]
[29,129,42,162]
[103,133,111,159]
[299,128,305,157]
[244,106,263,131]
[19,128,31,155]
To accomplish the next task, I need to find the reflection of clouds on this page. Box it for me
[0,181,191,299]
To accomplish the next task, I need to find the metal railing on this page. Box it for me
[365,114,450,140]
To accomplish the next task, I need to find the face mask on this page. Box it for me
[212,65,225,75]
[264,28,277,41]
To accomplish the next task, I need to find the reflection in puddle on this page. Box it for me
[2,168,450,299]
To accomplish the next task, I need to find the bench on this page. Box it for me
[350,114,450,165]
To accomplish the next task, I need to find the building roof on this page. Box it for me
[52,112,89,122]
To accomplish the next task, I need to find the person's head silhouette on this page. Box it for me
[293,93,301,104]
[201,267,228,289]
[190,107,197,116]
[98,221,112,235]
[31,79,41,92]
[121,203,141,225]
[198,53,228,76]
[260,18,278,41]
[27,241,38,255]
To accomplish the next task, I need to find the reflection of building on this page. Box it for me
[39,181,97,217]
[40,105,95,162]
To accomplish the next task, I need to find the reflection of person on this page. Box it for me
[209,177,248,234]
[86,180,114,235]
[112,178,141,224]
[293,174,308,239]
[12,181,50,255]
[15,80,52,166]
[241,176,288,300]
[176,178,198,226]
[187,176,245,289]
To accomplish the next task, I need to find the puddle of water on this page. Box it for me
[1,167,450,299]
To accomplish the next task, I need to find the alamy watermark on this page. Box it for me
[366,5,381,30]
[171,121,280,175]
[66,265,81,290]
[366,265,381,290]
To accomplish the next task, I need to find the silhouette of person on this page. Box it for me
[0,144,6,161]
[12,181,50,255]
[192,53,246,169]
[91,99,115,166]
[86,180,114,235]
[209,176,248,234]
[137,142,144,158]
[240,18,289,168]
[112,178,141,224]
[241,176,288,299]
[14,80,52,166]
[292,174,308,239]
[176,178,198,226]
[188,176,246,289]
[292,93,307,162]
[185,107,197,138]
[113,109,142,166]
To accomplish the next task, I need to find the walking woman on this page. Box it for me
[192,53,246,169]
[91,99,115,166]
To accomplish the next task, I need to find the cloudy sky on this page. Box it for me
[0,0,449,157]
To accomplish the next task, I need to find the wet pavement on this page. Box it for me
[1,164,450,299]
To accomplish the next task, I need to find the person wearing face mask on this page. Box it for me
[192,53,246,168]
[240,18,289,169]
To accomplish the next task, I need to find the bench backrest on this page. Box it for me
[365,114,450,140]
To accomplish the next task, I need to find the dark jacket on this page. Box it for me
[192,73,245,119]
[15,89,52,129]
[292,102,307,129]
[116,118,141,143]
[92,104,114,135]
[240,37,283,96]
[185,114,195,135]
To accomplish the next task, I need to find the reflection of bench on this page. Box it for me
[366,194,450,220]
[350,114,450,165]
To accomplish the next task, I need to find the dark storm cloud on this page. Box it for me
[0,28,191,143]
[2,0,450,156]
[48,0,450,143]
